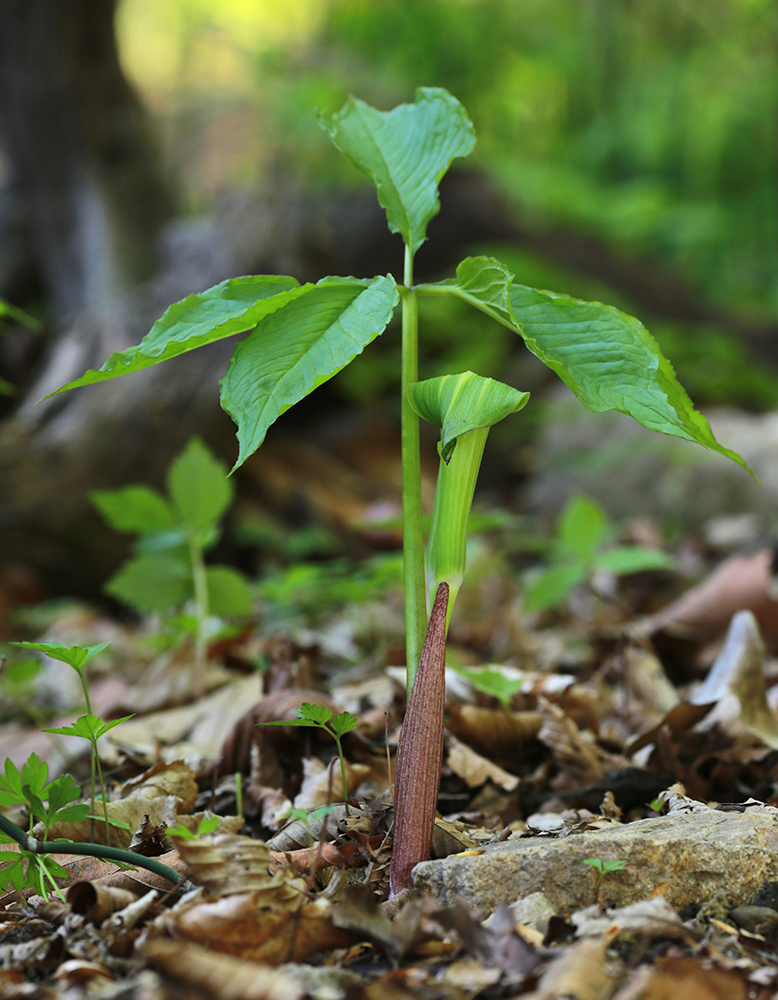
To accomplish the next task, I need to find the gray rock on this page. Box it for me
[413,811,778,915]
[524,389,778,529]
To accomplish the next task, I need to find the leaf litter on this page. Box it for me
[6,472,778,997]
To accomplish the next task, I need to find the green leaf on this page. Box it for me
[205,566,252,617]
[91,485,176,535]
[556,495,609,565]
[455,667,524,707]
[49,275,304,396]
[10,641,111,673]
[506,282,751,472]
[407,371,529,462]
[20,753,48,798]
[318,87,475,258]
[104,552,191,613]
[167,438,232,532]
[421,256,750,472]
[594,546,675,575]
[42,713,133,743]
[523,562,586,612]
[299,703,335,726]
[417,256,519,329]
[330,711,360,739]
[220,275,398,469]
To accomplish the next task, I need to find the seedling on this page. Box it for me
[48,88,748,896]
[259,704,359,815]
[0,754,89,899]
[91,437,252,675]
[10,640,132,845]
[167,815,220,841]
[454,666,526,709]
[524,494,675,612]
[583,856,627,904]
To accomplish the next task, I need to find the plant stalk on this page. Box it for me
[400,244,426,695]
[390,582,449,895]
[189,535,209,679]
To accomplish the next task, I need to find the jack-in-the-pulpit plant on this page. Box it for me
[50,87,748,895]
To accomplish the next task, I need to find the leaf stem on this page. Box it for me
[189,534,209,681]
[401,244,426,694]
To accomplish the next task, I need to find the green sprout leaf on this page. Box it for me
[455,667,525,708]
[103,552,192,614]
[167,437,233,532]
[10,641,111,675]
[318,87,475,259]
[167,815,220,840]
[220,276,398,469]
[205,566,252,617]
[90,486,176,535]
[42,714,135,743]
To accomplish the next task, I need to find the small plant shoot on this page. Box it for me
[48,87,749,896]
[524,493,675,612]
[258,703,359,815]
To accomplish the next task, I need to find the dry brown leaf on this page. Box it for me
[447,704,543,758]
[644,548,778,648]
[537,697,621,782]
[446,733,520,791]
[533,933,619,1000]
[143,938,305,1000]
[638,955,750,1000]
[174,834,304,902]
[66,882,138,924]
[157,892,356,964]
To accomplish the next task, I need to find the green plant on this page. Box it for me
[91,437,252,674]
[259,704,359,816]
[166,815,220,841]
[48,88,747,894]
[0,754,89,899]
[583,857,627,904]
[523,494,675,613]
[455,666,525,709]
[10,640,132,845]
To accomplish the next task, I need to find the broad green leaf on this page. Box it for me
[455,667,524,707]
[167,438,232,532]
[318,88,475,258]
[205,566,252,617]
[407,371,529,461]
[420,256,750,472]
[523,562,586,612]
[104,552,191,613]
[221,275,398,468]
[556,495,609,565]
[49,275,303,395]
[595,546,675,575]
[20,753,48,798]
[330,711,360,739]
[91,485,175,535]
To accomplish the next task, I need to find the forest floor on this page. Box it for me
[2,423,778,1000]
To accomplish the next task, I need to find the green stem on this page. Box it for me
[189,535,209,677]
[0,811,183,885]
[93,741,112,848]
[334,737,351,818]
[400,244,426,695]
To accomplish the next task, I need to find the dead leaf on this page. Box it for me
[446,734,520,791]
[175,834,304,902]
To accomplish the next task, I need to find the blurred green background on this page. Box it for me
[116,0,778,408]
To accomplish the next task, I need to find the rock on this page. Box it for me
[413,811,778,915]
[524,389,777,528]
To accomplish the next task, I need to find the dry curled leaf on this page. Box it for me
[174,834,304,902]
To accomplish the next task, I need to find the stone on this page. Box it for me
[413,811,778,915]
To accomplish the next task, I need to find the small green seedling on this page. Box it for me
[454,666,526,709]
[523,494,675,612]
[583,856,627,904]
[41,714,134,845]
[166,814,220,841]
[649,794,666,814]
[259,704,359,816]
[286,804,338,847]
[91,437,252,674]
[10,640,131,844]
[0,754,89,899]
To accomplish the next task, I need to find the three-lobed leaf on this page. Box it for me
[318,87,475,259]
[42,713,134,743]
